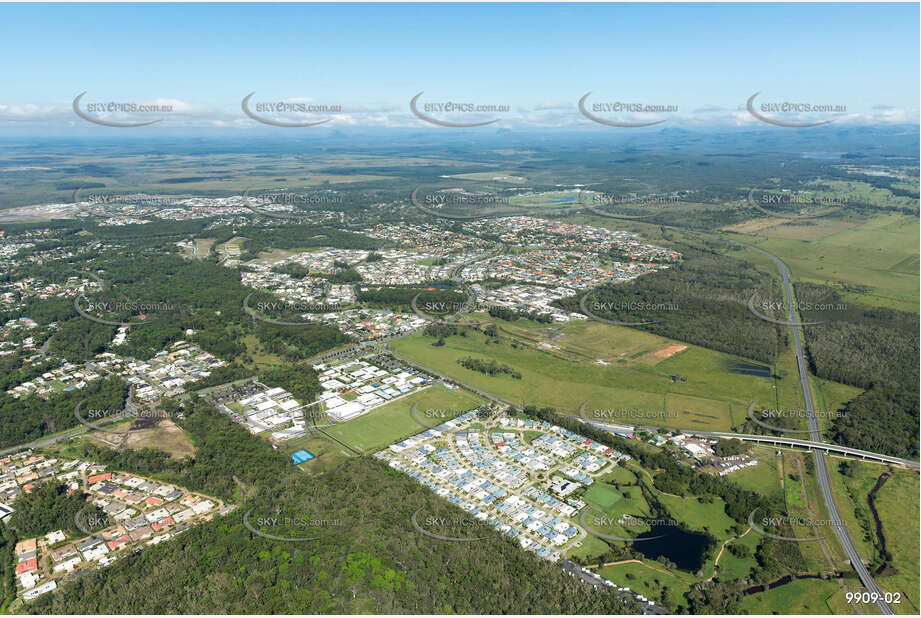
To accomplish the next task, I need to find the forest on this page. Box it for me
[21,400,640,615]
[795,283,920,458]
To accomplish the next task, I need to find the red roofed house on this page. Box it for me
[16,559,37,575]
[88,473,112,484]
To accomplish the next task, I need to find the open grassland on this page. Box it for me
[583,484,623,509]
[793,451,851,570]
[810,376,864,434]
[726,446,783,499]
[834,461,920,614]
[827,458,888,564]
[714,528,761,581]
[324,385,485,453]
[241,334,288,370]
[598,560,694,610]
[874,470,921,614]
[739,577,856,615]
[391,323,791,432]
[729,214,919,312]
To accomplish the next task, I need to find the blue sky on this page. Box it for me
[1,2,918,130]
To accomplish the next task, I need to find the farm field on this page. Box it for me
[827,459,888,564]
[729,213,919,312]
[391,322,788,432]
[323,384,486,453]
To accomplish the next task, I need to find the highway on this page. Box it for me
[583,421,919,469]
[739,241,895,615]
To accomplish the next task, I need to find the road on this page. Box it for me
[0,410,134,457]
[740,241,895,615]
[0,388,137,457]
[583,421,919,469]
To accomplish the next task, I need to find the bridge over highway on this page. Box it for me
[584,420,920,469]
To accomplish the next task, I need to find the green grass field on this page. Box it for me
[730,213,919,312]
[390,321,787,432]
[584,484,622,509]
[323,385,485,453]
[281,434,351,474]
[597,561,694,610]
[725,446,783,499]
[738,577,852,614]
[874,469,921,614]
[833,461,921,614]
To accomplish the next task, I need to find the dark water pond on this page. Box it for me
[728,362,772,378]
[633,524,711,572]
